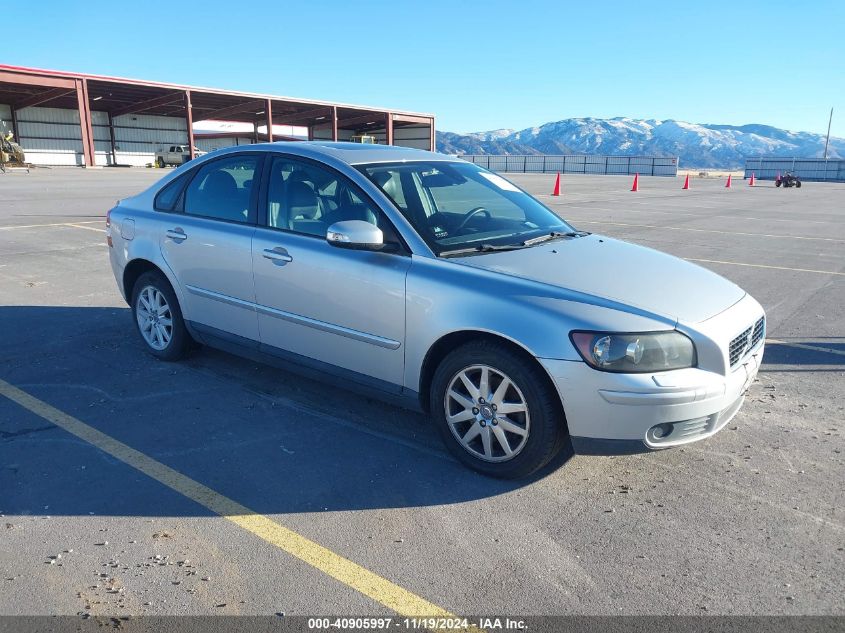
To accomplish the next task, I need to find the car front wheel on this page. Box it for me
[430,340,566,478]
[131,271,191,361]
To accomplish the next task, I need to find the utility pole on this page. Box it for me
[823,107,833,160]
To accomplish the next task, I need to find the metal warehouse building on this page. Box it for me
[0,64,435,167]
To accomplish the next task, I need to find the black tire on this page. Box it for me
[429,340,566,479]
[130,270,192,361]
[775,179,782,187]
[796,181,802,188]
[156,157,165,168]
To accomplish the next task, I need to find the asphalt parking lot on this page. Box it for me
[0,167,843,621]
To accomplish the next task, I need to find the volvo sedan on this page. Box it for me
[106,143,765,478]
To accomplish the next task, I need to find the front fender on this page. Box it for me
[403,256,675,391]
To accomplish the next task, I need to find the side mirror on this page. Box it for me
[326,220,384,251]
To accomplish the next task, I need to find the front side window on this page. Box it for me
[359,161,574,255]
[183,155,259,223]
[265,156,400,245]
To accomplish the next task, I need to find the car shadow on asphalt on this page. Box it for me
[0,306,573,518]
[761,340,845,367]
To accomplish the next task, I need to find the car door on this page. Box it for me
[251,154,410,391]
[159,152,264,343]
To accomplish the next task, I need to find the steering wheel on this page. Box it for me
[454,207,490,233]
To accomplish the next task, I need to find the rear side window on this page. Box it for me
[184,155,260,223]
[154,173,190,211]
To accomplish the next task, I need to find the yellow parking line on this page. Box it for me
[0,378,471,626]
[684,258,845,276]
[766,339,845,358]
[571,219,845,243]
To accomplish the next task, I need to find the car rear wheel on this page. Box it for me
[430,340,566,478]
[156,157,165,168]
[131,271,191,361]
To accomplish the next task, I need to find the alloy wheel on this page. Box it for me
[444,364,530,462]
[136,285,173,351]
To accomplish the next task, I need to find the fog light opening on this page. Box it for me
[648,423,674,443]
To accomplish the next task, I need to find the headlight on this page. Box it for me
[570,331,696,373]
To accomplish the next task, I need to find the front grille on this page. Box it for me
[729,316,765,368]
[751,316,765,348]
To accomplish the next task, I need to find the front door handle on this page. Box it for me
[166,228,188,242]
[263,247,293,266]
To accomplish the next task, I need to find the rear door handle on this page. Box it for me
[263,247,293,266]
[166,228,188,242]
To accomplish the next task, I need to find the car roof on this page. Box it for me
[240,141,456,165]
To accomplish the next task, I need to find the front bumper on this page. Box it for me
[540,343,763,454]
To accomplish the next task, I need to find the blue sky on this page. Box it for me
[5,1,844,136]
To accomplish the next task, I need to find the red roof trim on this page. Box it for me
[0,64,434,119]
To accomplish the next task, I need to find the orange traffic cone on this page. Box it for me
[552,172,561,196]
[631,173,639,192]
[682,173,690,190]
[749,172,756,186]
[725,174,732,188]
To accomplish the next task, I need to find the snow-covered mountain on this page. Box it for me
[436,117,845,168]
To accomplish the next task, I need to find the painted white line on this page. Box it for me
[66,223,107,233]
[570,220,845,243]
[0,220,104,231]
[558,204,837,226]
[766,339,845,358]
[685,258,845,276]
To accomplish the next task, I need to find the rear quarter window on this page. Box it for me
[154,173,191,212]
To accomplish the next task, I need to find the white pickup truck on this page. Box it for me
[155,145,204,167]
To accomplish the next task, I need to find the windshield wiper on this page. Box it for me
[439,231,590,258]
[439,243,529,257]
[521,230,590,246]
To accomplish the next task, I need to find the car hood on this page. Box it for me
[452,234,745,323]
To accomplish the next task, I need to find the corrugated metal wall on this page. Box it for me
[195,136,254,153]
[460,154,679,176]
[310,122,431,148]
[1,101,432,165]
[14,106,85,166]
[0,104,12,136]
[0,104,190,166]
[111,113,188,167]
[394,124,431,149]
[92,111,113,166]
[744,158,845,182]
[311,126,376,142]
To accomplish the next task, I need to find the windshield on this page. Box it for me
[358,161,574,255]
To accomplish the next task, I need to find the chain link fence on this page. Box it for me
[744,158,845,182]
[457,155,678,176]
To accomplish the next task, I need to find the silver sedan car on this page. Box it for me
[107,143,765,478]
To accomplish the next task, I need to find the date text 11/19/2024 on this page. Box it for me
[306,617,527,630]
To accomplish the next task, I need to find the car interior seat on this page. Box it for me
[198,170,243,219]
[287,180,325,235]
